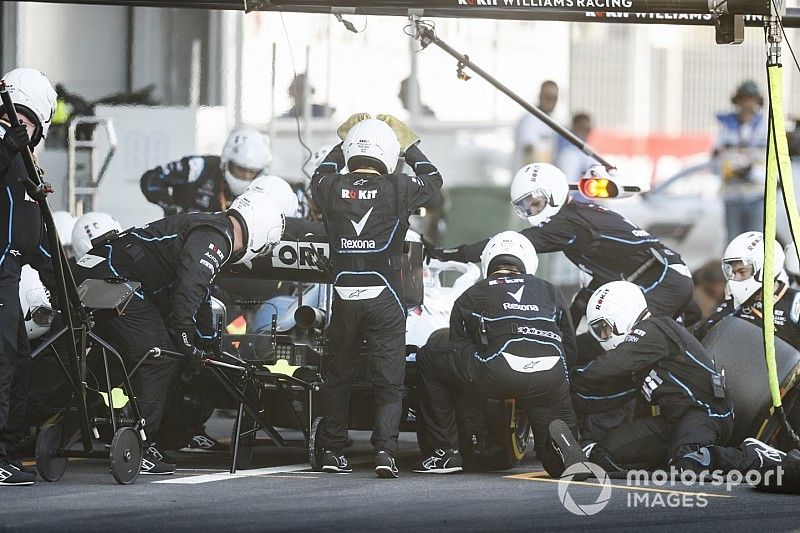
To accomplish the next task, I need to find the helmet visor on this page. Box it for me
[228,162,262,182]
[721,259,755,282]
[588,318,615,341]
[28,306,55,328]
[512,190,551,219]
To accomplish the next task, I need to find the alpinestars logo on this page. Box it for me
[507,286,524,303]
[422,457,441,469]
[682,448,711,467]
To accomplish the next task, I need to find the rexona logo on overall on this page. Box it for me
[341,238,376,249]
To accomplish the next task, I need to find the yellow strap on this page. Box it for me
[764,65,798,409]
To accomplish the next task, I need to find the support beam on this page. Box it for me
[13,0,800,27]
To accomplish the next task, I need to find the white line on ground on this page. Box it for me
[152,463,311,484]
[154,456,372,485]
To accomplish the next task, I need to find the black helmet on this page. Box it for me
[731,81,763,106]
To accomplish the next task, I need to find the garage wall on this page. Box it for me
[2,2,236,109]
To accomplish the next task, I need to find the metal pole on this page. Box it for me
[413,22,616,170]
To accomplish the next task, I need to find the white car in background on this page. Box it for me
[607,159,800,271]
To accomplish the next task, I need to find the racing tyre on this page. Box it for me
[487,399,531,471]
[309,416,326,471]
[109,427,142,485]
[36,423,68,482]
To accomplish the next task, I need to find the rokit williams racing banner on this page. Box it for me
[266,0,771,15]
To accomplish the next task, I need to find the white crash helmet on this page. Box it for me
[342,119,400,175]
[510,163,569,227]
[586,281,649,351]
[227,190,285,264]
[220,126,272,197]
[52,211,77,246]
[722,231,788,307]
[480,231,538,279]
[19,265,54,339]
[245,175,300,218]
[1,68,57,146]
[303,143,338,179]
[71,212,123,259]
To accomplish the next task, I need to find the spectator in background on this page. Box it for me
[712,81,768,243]
[281,73,335,119]
[556,112,595,186]
[514,80,559,170]
[398,77,435,118]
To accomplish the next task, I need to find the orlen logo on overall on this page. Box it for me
[342,189,377,200]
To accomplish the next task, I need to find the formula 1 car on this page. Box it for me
[162,228,534,471]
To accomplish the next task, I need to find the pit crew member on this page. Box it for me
[694,232,800,349]
[0,67,57,486]
[425,163,694,322]
[140,125,271,214]
[414,232,582,476]
[572,281,795,474]
[74,190,285,474]
[310,113,442,478]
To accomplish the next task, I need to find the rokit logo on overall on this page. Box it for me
[342,189,378,200]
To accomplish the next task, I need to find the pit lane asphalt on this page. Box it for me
[2,413,798,532]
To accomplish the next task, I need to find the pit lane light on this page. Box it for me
[573,165,649,199]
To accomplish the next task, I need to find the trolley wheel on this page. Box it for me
[230,416,256,470]
[109,427,142,485]
[309,416,326,471]
[36,424,68,482]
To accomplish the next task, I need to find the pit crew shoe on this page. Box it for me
[549,420,585,475]
[141,445,176,475]
[146,443,177,465]
[413,448,463,474]
[375,450,399,479]
[180,432,229,453]
[0,462,36,485]
[320,449,352,474]
[8,458,37,476]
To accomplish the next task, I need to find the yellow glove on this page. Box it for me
[377,114,420,152]
[337,112,372,140]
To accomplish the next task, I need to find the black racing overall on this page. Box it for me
[311,143,443,454]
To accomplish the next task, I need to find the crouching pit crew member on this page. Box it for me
[573,281,797,475]
[0,67,57,486]
[74,190,285,474]
[694,231,800,349]
[414,232,583,477]
[425,163,694,324]
[310,113,443,478]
